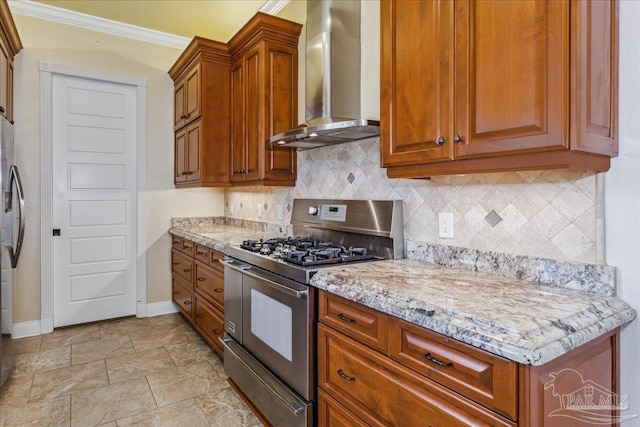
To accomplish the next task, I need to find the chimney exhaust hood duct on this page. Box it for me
[268,0,380,150]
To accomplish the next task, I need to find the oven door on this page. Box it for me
[222,259,315,402]
[243,265,314,401]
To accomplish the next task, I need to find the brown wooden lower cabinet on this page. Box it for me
[170,235,225,358]
[318,389,368,427]
[194,294,225,356]
[318,291,620,427]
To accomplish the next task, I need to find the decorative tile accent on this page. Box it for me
[224,138,598,262]
[484,210,502,227]
[347,172,355,184]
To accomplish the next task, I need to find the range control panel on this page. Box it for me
[308,204,347,221]
[319,204,347,222]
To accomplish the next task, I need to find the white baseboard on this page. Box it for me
[12,320,43,339]
[145,300,179,317]
[11,301,178,338]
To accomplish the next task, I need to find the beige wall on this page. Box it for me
[12,15,225,323]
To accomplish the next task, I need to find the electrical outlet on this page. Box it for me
[277,204,284,220]
[229,203,234,215]
[257,203,263,218]
[438,212,454,239]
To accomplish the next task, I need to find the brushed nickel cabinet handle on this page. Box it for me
[337,313,355,323]
[337,369,356,381]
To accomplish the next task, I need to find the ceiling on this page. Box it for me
[31,0,272,42]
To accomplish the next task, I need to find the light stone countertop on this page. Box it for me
[169,223,637,366]
[310,259,636,365]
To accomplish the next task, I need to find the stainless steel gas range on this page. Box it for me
[219,199,404,426]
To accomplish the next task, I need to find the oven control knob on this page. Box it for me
[309,206,319,216]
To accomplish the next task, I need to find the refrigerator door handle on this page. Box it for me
[8,165,24,268]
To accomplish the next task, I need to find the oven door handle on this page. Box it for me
[220,259,308,299]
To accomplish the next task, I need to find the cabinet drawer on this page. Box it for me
[172,275,193,319]
[389,317,518,421]
[318,325,515,427]
[181,238,196,256]
[195,244,210,263]
[319,291,387,353]
[171,249,194,284]
[194,294,224,357]
[318,389,369,427]
[171,236,183,250]
[210,249,225,269]
[195,260,224,310]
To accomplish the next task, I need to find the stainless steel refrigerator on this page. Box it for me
[0,115,25,387]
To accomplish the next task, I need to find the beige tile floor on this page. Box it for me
[0,313,263,427]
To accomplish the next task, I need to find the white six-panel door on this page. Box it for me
[52,74,137,327]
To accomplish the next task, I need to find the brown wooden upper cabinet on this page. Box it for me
[381,0,618,178]
[169,37,231,188]
[169,13,301,188]
[0,0,23,123]
[228,13,301,186]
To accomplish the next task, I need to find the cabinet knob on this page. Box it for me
[172,291,180,295]
[233,169,246,174]
[0,106,4,114]
[180,114,186,119]
[436,136,445,146]
[183,300,192,305]
[212,329,222,335]
[196,313,203,318]
[197,277,205,281]
[454,134,463,143]
[214,288,223,293]
[183,268,191,272]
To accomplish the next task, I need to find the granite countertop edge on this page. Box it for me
[169,224,637,366]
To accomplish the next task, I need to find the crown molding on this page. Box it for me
[8,0,190,49]
[259,0,291,16]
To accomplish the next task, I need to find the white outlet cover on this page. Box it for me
[438,212,454,239]
[277,204,284,220]
[257,203,263,218]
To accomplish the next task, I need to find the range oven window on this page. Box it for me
[250,289,293,361]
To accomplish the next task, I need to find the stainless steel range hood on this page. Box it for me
[268,0,379,150]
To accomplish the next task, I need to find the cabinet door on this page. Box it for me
[194,294,225,357]
[264,42,297,181]
[174,127,187,184]
[174,77,186,130]
[380,0,455,167]
[185,121,201,182]
[243,46,263,182]
[454,0,569,158]
[184,64,201,124]
[570,0,618,156]
[172,275,193,319]
[230,59,247,182]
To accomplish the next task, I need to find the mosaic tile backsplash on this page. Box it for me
[225,138,598,263]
